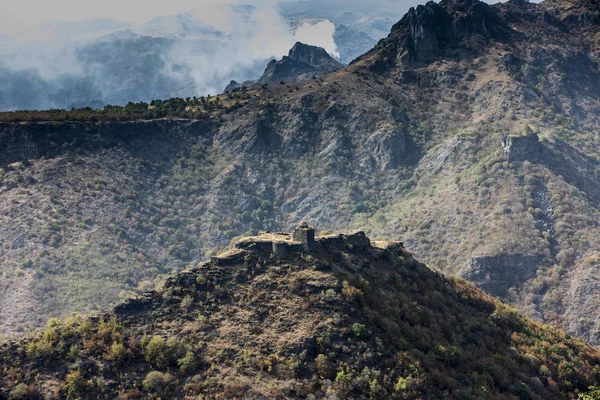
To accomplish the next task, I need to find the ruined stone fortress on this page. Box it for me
[230,221,405,261]
[234,222,321,258]
[114,223,406,318]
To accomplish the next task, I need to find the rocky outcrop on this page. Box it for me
[224,80,244,93]
[217,85,404,167]
[361,124,406,172]
[362,0,511,71]
[463,254,544,297]
[225,42,343,92]
[233,226,373,258]
[259,56,318,85]
[501,133,541,163]
[540,0,600,28]
[287,42,343,72]
[417,135,463,173]
[530,180,558,255]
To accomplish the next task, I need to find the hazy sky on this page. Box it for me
[0,0,258,34]
[0,0,538,35]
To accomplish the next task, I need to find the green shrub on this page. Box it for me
[352,323,367,339]
[142,371,175,394]
[145,336,168,368]
[342,281,363,303]
[25,339,54,359]
[580,387,600,400]
[106,341,127,365]
[180,295,194,310]
[66,345,80,361]
[395,377,409,392]
[315,354,330,378]
[178,351,198,375]
[65,370,87,398]
[166,336,186,361]
[8,383,39,400]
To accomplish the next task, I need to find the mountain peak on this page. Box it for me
[259,42,343,85]
[225,42,343,92]
[287,41,336,65]
[361,0,509,72]
[439,0,486,9]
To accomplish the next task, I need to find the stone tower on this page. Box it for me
[293,221,315,252]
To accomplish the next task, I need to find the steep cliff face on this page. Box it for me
[463,254,544,297]
[502,133,541,163]
[359,0,510,72]
[286,42,343,72]
[540,0,600,27]
[0,120,212,167]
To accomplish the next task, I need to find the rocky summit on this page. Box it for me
[2,0,600,360]
[1,228,599,399]
[224,42,344,92]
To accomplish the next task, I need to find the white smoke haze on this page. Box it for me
[0,0,343,110]
[5,0,533,110]
[0,0,248,34]
[164,5,341,96]
[2,40,85,79]
[4,0,539,110]
[295,20,340,59]
[0,0,543,110]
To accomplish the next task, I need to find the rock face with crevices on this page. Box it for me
[463,254,544,297]
[502,133,541,163]
[361,0,510,72]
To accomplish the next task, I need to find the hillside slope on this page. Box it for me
[2,0,600,348]
[1,229,599,399]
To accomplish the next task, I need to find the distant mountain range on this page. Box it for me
[0,1,406,111]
